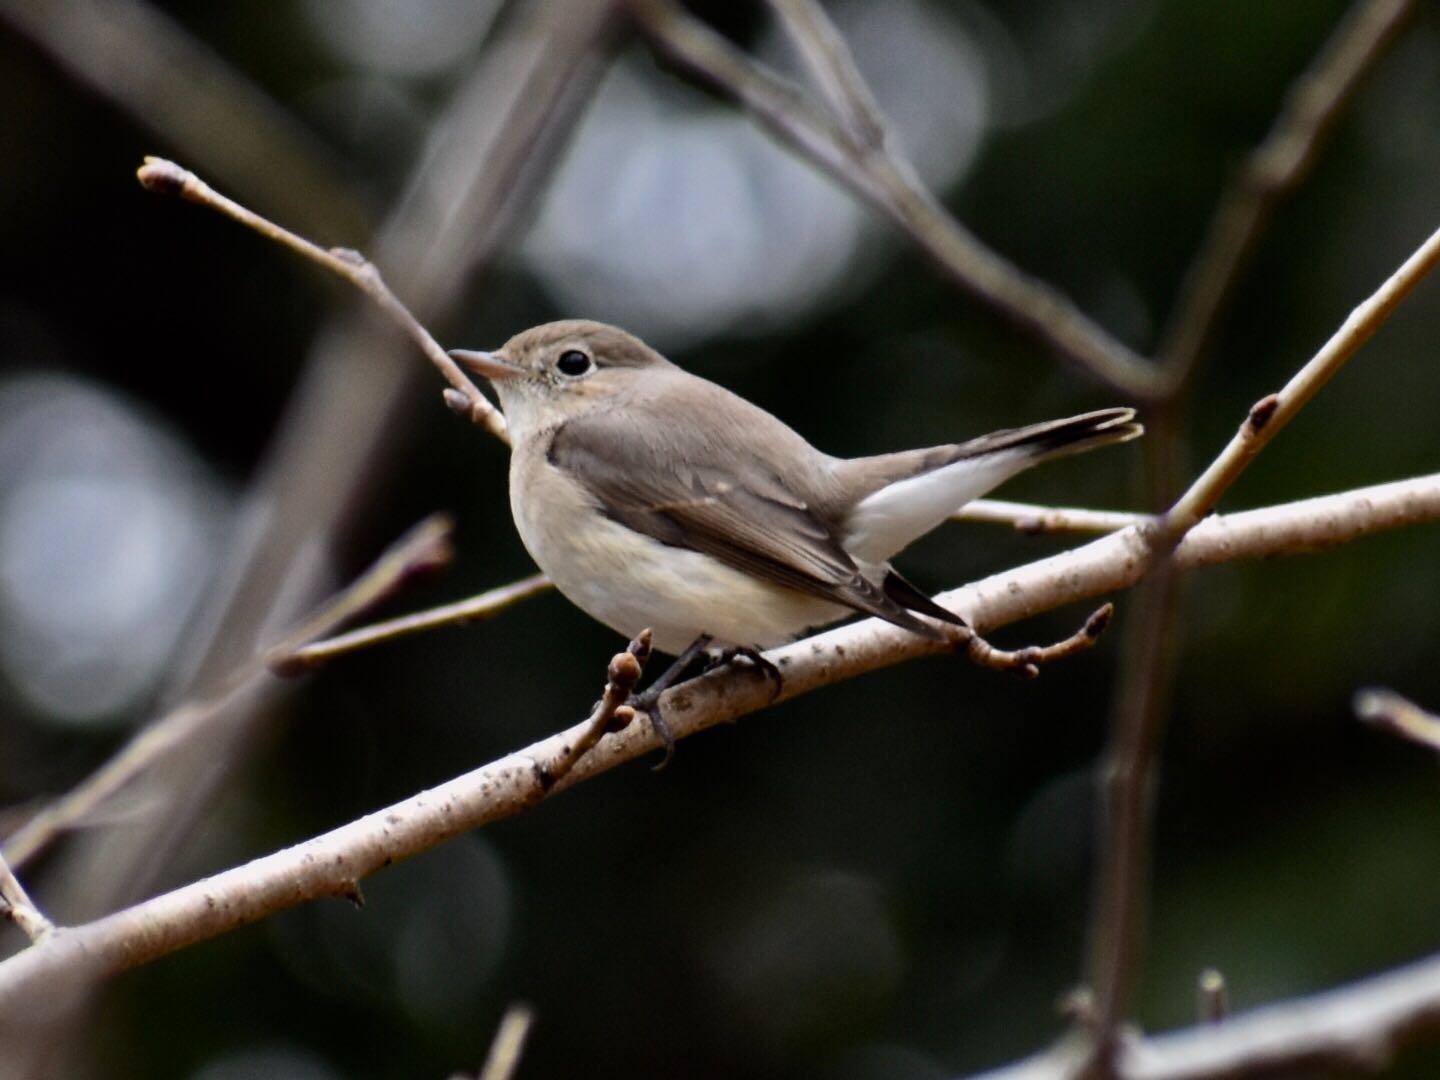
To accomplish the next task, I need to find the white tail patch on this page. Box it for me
[842,450,1031,563]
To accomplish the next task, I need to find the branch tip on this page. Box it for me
[136,156,193,199]
[1199,966,1229,1023]
[1084,603,1116,639]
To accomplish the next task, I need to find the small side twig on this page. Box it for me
[1198,968,1229,1024]
[136,157,509,444]
[1355,688,1440,752]
[452,1003,535,1080]
[956,499,1149,536]
[954,603,1114,679]
[0,852,53,944]
[277,573,553,673]
[266,514,456,674]
[539,631,653,790]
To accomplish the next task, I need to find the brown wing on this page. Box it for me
[547,406,948,640]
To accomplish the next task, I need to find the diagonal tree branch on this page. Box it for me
[1,469,1437,1009]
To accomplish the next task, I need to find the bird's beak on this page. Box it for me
[449,349,525,382]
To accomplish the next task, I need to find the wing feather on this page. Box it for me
[548,408,946,639]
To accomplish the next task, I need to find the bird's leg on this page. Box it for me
[627,634,713,768]
[707,646,784,702]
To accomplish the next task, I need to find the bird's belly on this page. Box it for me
[512,465,847,654]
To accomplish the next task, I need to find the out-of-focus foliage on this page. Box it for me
[1,1,1439,1077]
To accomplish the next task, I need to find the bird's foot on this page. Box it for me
[626,634,713,769]
[707,646,784,702]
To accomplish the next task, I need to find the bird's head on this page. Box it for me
[450,319,672,436]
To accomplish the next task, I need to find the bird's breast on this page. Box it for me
[507,444,846,654]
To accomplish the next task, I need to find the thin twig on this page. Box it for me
[628,0,1160,399]
[136,157,510,444]
[1355,688,1440,752]
[956,604,1114,679]
[0,852,53,944]
[2,471,1436,1000]
[277,574,552,673]
[3,515,458,870]
[762,0,888,151]
[266,514,456,673]
[1086,563,1185,1056]
[1163,219,1440,538]
[540,632,652,789]
[956,500,1148,535]
[1198,968,1229,1025]
[1156,0,1420,389]
[476,1004,537,1080]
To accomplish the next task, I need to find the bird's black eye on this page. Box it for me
[556,349,592,377]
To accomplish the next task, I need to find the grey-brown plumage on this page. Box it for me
[452,320,1142,654]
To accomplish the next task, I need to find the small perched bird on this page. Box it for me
[451,320,1141,662]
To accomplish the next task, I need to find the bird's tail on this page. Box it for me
[841,408,1142,563]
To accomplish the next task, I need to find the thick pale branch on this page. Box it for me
[969,947,1440,1080]
[0,473,1435,1003]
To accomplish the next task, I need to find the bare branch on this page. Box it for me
[0,853,52,944]
[137,158,510,444]
[4,514,456,870]
[0,471,1436,1003]
[957,604,1114,680]
[478,1004,537,1080]
[1082,213,1440,1057]
[628,0,1160,399]
[1198,969,1229,1025]
[956,500,1148,536]
[1355,688,1440,751]
[1164,219,1440,537]
[1157,0,1420,388]
[968,947,1440,1080]
[539,632,652,790]
[279,574,553,672]
[762,0,889,150]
